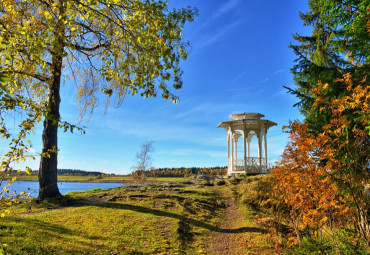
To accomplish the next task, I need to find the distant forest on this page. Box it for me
[136,167,227,177]
[57,169,104,176]
[12,167,227,177]
[12,169,105,176]
[56,167,228,177]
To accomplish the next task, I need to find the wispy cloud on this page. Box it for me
[273,88,288,97]
[232,71,248,82]
[201,0,241,29]
[171,102,232,121]
[229,89,264,100]
[200,21,241,47]
[159,148,226,158]
[211,0,240,20]
[98,113,209,144]
[273,69,285,75]
[205,136,227,147]
[91,100,242,149]
[225,84,260,92]
[254,78,269,85]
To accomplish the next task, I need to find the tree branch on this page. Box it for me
[66,41,110,53]
[2,70,49,83]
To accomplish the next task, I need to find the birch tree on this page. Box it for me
[0,0,197,199]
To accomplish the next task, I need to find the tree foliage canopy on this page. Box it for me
[273,73,369,245]
[1,0,197,115]
[288,0,369,117]
[271,0,370,250]
[0,0,197,199]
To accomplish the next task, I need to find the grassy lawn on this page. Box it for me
[1,184,225,254]
[1,177,277,254]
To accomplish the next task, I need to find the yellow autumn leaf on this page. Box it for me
[320,216,328,224]
[44,11,52,20]
[344,51,352,59]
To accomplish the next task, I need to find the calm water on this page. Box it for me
[0,181,124,198]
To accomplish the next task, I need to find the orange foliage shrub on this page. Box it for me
[272,72,369,244]
[272,122,350,237]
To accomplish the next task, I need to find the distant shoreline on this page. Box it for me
[2,176,188,184]
[3,177,131,184]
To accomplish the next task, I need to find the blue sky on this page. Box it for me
[3,0,310,174]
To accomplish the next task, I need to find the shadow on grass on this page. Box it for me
[93,202,266,234]
[1,217,73,236]
[26,196,267,234]
[21,193,265,235]
[1,216,105,241]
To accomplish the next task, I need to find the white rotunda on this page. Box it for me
[217,113,277,175]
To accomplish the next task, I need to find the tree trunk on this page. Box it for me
[38,58,62,200]
[38,7,65,200]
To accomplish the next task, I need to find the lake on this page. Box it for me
[0,181,125,198]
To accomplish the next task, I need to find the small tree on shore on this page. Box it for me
[132,141,154,183]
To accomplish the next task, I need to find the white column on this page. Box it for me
[247,138,250,158]
[231,132,234,173]
[243,132,246,172]
[264,131,267,162]
[258,130,262,171]
[227,131,230,159]
[234,136,238,167]
[257,136,261,157]
[227,131,231,174]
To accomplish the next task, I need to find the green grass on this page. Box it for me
[1,176,281,254]
[1,184,225,254]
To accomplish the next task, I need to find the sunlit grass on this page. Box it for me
[1,177,280,254]
[1,184,224,254]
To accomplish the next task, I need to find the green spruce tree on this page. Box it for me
[287,0,369,130]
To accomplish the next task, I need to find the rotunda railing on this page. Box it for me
[228,157,267,173]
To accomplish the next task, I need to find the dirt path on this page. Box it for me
[205,191,271,255]
[206,197,249,254]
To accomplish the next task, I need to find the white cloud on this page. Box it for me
[229,89,264,99]
[92,100,243,146]
[232,71,248,82]
[199,0,241,30]
[205,136,227,147]
[273,69,285,75]
[273,88,288,97]
[171,101,234,121]
[160,148,226,158]
[200,21,241,47]
[103,117,203,142]
[254,78,269,85]
[211,0,240,20]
